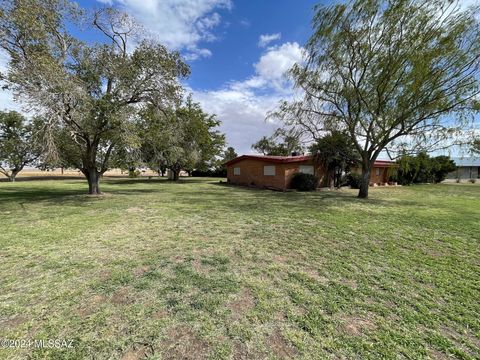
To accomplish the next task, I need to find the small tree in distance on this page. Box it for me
[0,111,43,182]
[252,128,303,156]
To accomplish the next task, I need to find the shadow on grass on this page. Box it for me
[0,177,389,212]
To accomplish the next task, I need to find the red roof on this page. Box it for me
[373,160,399,167]
[224,154,313,166]
[224,155,398,167]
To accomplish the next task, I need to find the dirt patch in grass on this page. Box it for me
[159,325,209,359]
[267,328,298,359]
[340,315,376,336]
[341,278,358,290]
[111,287,134,305]
[233,340,266,360]
[125,207,145,214]
[428,348,450,360]
[153,308,169,320]
[1,315,27,329]
[120,343,153,360]
[227,288,255,320]
[133,266,150,277]
[78,294,107,317]
[192,259,209,274]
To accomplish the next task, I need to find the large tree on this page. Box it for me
[273,0,480,198]
[0,2,189,194]
[0,111,42,181]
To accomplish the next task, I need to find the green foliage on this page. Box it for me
[0,2,189,193]
[252,128,303,156]
[310,131,360,187]
[272,0,480,198]
[128,169,141,178]
[345,173,362,189]
[0,111,43,181]
[140,96,225,180]
[223,147,238,163]
[472,138,480,154]
[290,173,319,191]
[396,152,456,184]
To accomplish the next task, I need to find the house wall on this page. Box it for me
[227,159,287,190]
[284,162,326,188]
[352,166,394,185]
[227,159,325,190]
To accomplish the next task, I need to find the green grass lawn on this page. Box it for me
[0,178,479,359]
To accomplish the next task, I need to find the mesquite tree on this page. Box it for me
[273,0,480,198]
[0,111,42,181]
[0,1,189,194]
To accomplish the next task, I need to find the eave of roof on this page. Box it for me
[224,155,313,167]
[224,155,399,167]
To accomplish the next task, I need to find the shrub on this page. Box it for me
[345,172,362,189]
[291,173,319,191]
[128,169,141,178]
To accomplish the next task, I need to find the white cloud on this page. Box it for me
[191,42,305,154]
[254,42,303,89]
[258,33,281,48]
[99,0,232,60]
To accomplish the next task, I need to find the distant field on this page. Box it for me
[0,178,479,359]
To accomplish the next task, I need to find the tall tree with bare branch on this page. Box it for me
[0,1,189,194]
[272,0,480,198]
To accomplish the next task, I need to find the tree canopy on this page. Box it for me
[0,1,189,193]
[0,111,43,181]
[272,0,480,198]
[310,131,360,188]
[252,128,303,156]
[140,97,225,181]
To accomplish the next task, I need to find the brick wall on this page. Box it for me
[227,159,287,190]
[227,159,326,190]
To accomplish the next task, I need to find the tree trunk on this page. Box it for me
[85,168,101,195]
[358,167,371,198]
[173,169,180,181]
[9,168,21,182]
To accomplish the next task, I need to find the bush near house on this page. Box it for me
[290,172,319,191]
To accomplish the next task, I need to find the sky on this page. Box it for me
[0,0,322,155]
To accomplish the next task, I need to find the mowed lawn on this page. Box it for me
[0,178,479,360]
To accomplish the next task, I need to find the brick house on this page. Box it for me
[354,160,399,186]
[224,155,397,191]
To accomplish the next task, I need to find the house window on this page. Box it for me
[375,168,381,176]
[264,165,276,176]
[233,167,240,175]
[299,165,314,175]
